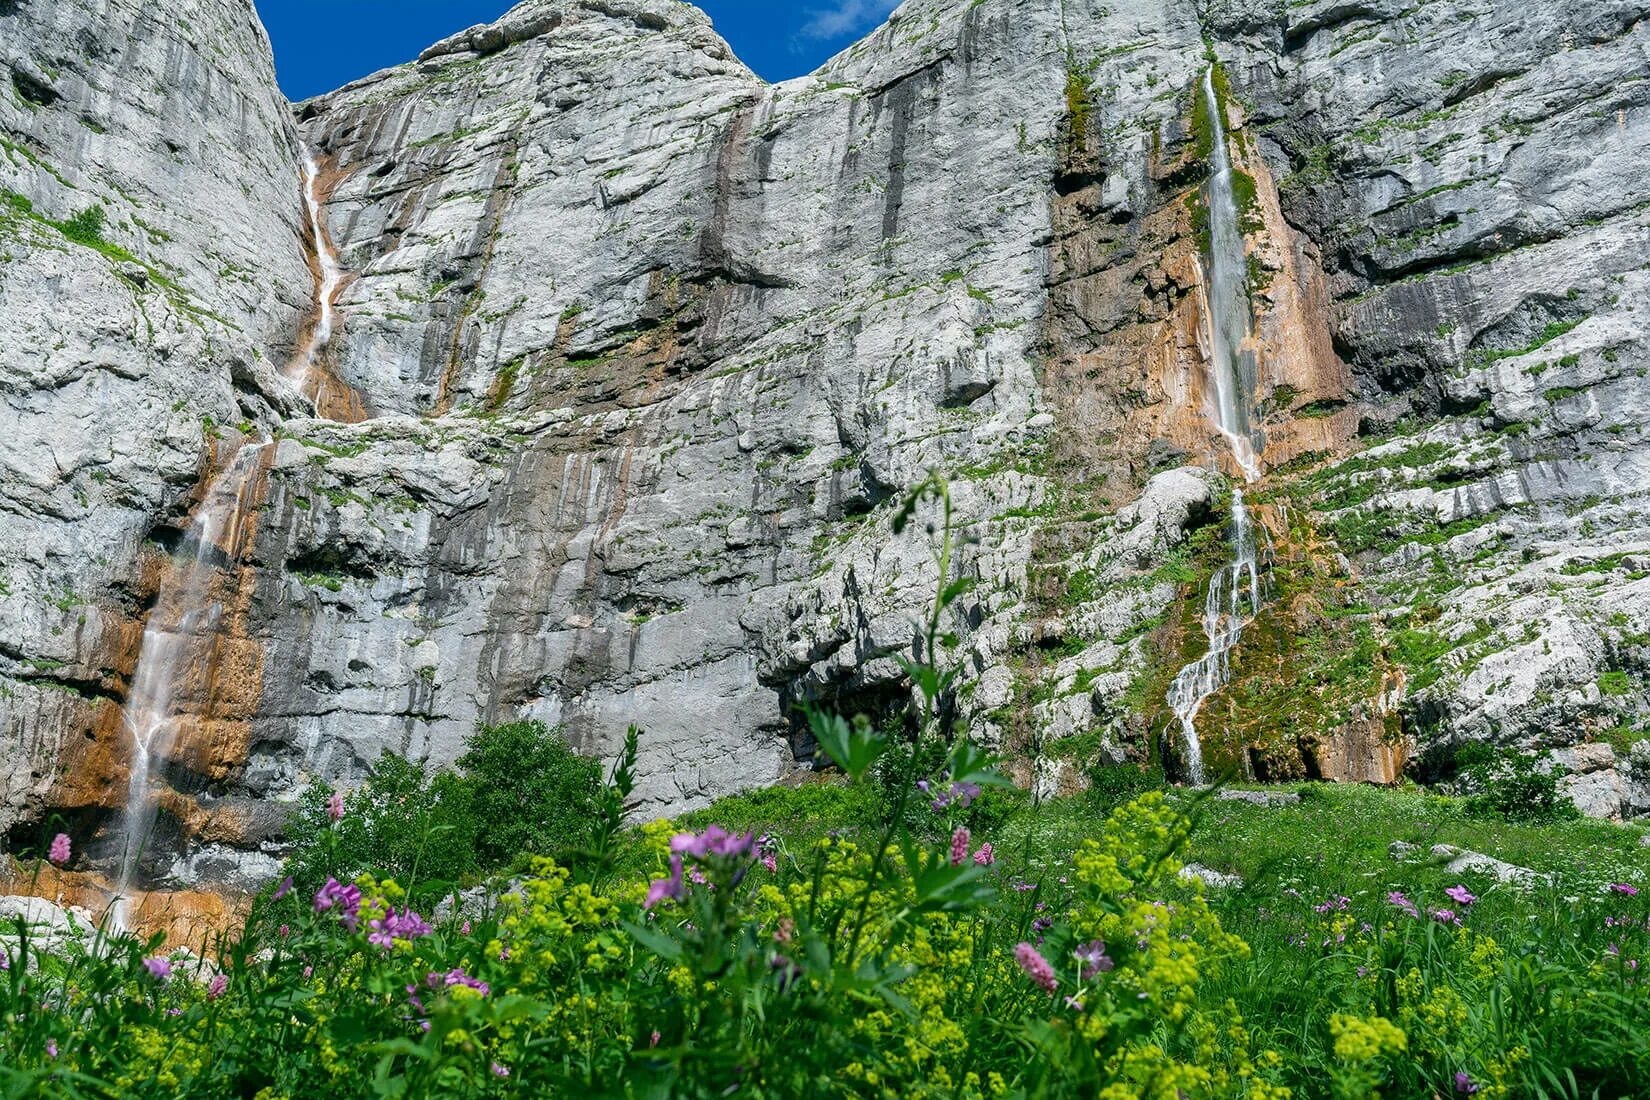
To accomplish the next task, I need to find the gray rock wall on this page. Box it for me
[4,0,1649,896]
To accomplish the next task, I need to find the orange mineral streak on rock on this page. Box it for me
[16,441,275,937]
[292,154,370,424]
[1,863,248,951]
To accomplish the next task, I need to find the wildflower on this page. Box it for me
[271,875,293,901]
[1314,895,1351,913]
[368,908,432,949]
[1610,883,1640,896]
[491,1063,510,1078]
[1387,891,1420,918]
[45,1039,57,1059]
[650,1030,661,1048]
[1444,884,1478,907]
[313,877,363,930]
[143,957,172,981]
[1011,879,1036,893]
[1064,996,1084,1010]
[207,974,228,1000]
[760,852,778,873]
[1455,1071,1480,1094]
[48,833,70,866]
[950,827,971,867]
[645,855,685,909]
[1072,940,1114,978]
[327,790,344,823]
[1430,908,1458,925]
[436,968,489,996]
[973,842,996,866]
[1013,942,1058,994]
[670,825,755,861]
[774,917,795,944]
[461,920,471,934]
[278,924,290,939]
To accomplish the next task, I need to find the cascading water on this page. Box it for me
[111,443,267,931]
[1165,65,1268,784]
[295,153,345,390]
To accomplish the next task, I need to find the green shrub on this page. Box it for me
[58,204,106,245]
[1085,761,1168,810]
[1462,748,1578,822]
[455,719,602,867]
[281,720,602,903]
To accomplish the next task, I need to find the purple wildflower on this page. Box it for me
[207,974,228,1000]
[670,826,755,861]
[313,878,363,930]
[491,1063,510,1078]
[48,833,70,866]
[45,1039,57,1059]
[1314,896,1350,914]
[327,790,345,823]
[1072,940,1114,979]
[1610,883,1640,897]
[1444,885,1478,907]
[1014,942,1058,994]
[1430,908,1458,925]
[1011,879,1036,893]
[645,855,685,909]
[367,908,432,949]
[950,827,971,868]
[435,968,489,996]
[143,957,172,981]
[760,853,778,874]
[1387,891,1420,919]
[1455,1071,1480,1094]
[973,842,996,866]
[271,875,293,901]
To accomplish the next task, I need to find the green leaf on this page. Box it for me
[622,919,685,962]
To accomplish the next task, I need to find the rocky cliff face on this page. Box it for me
[3,0,1648,911]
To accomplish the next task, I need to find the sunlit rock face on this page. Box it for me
[3,0,1649,919]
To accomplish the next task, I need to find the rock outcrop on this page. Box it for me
[2,0,1649,916]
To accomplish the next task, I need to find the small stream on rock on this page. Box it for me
[1164,66,1270,785]
[110,148,346,929]
[112,443,269,931]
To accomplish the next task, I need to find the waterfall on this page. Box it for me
[111,443,267,931]
[296,153,345,385]
[1164,65,1267,784]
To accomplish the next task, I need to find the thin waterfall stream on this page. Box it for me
[112,444,268,930]
[1164,65,1269,785]
[298,153,344,374]
[110,149,343,930]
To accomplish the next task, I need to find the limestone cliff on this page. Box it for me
[3,0,1648,912]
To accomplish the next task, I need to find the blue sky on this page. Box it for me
[256,1,900,101]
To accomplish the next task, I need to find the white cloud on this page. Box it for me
[796,0,900,43]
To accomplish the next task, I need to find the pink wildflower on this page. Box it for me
[761,853,778,873]
[1014,942,1058,994]
[1610,883,1640,897]
[650,1030,661,1048]
[48,833,70,866]
[950,827,971,868]
[1073,940,1114,978]
[1444,885,1478,907]
[207,974,228,999]
[645,855,685,909]
[45,1039,57,1059]
[327,790,345,823]
[143,957,172,981]
[973,842,996,866]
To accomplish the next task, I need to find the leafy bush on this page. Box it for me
[1086,761,1168,810]
[282,720,602,904]
[453,719,602,867]
[58,204,106,245]
[1461,748,1578,822]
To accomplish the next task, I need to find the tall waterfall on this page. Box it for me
[112,443,267,930]
[1165,65,1267,784]
[296,153,345,384]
